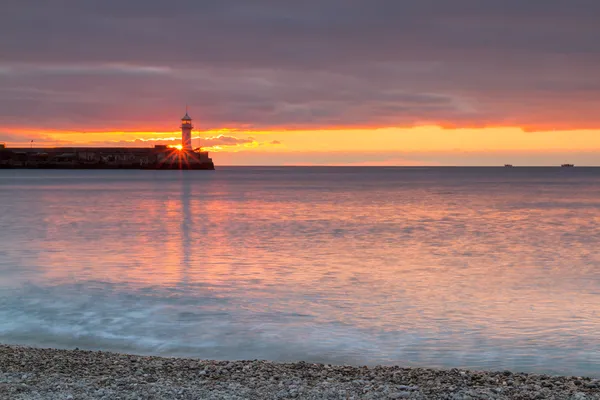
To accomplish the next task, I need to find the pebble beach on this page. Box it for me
[1,345,599,400]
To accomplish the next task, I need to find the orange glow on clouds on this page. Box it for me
[6,126,600,151]
[3,125,600,165]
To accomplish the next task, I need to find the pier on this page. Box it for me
[0,111,215,170]
[0,145,214,170]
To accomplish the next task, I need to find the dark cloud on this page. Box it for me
[1,0,600,131]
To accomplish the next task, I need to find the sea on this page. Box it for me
[1,167,599,377]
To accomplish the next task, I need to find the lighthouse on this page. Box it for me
[181,110,193,150]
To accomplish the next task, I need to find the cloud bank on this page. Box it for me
[80,135,280,151]
[1,0,600,132]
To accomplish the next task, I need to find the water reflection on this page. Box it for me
[180,174,192,287]
[0,168,600,376]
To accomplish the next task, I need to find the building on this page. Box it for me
[0,111,215,170]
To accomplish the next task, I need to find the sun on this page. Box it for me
[168,144,183,150]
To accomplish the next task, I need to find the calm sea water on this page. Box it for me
[1,167,599,376]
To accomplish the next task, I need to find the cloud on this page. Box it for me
[135,135,258,147]
[75,135,280,150]
[1,1,600,131]
[197,135,254,147]
[0,132,28,142]
[0,131,67,145]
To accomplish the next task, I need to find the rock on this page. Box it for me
[397,385,419,391]
[389,391,412,399]
[572,393,588,400]
[585,383,600,389]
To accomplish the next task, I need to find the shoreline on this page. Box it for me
[1,345,599,399]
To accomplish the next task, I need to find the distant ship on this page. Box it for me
[561,164,575,168]
[504,164,514,168]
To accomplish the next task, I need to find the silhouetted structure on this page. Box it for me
[0,145,214,169]
[0,111,214,170]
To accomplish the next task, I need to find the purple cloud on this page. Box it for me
[1,0,599,131]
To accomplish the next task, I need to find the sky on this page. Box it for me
[1,0,600,165]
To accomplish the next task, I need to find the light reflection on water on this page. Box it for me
[0,167,600,376]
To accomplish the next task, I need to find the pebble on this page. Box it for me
[397,385,419,391]
[0,344,599,399]
[389,391,411,399]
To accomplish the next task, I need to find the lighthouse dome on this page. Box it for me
[181,112,192,121]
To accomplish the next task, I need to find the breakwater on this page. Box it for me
[0,145,214,170]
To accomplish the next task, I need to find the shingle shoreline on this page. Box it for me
[1,344,599,399]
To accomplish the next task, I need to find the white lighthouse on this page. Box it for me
[181,110,193,150]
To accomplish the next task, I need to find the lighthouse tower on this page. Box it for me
[181,110,193,150]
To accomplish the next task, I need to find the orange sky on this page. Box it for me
[3,125,600,166]
[3,2,600,165]
[8,125,600,152]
